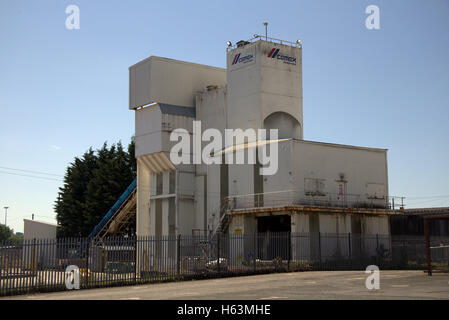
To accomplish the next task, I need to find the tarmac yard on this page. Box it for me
[2,270,449,300]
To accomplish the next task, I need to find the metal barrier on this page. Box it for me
[1,233,446,296]
[224,190,396,210]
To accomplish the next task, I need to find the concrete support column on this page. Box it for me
[136,158,151,277]
[136,158,151,237]
[162,199,169,236]
[291,212,310,261]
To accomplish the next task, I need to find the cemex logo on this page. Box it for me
[231,53,254,65]
[267,48,296,65]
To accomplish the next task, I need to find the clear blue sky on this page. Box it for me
[1,0,448,233]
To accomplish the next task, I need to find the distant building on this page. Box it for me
[23,219,59,268]
[23,219,58,240]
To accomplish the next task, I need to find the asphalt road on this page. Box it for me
[3,270,449,300]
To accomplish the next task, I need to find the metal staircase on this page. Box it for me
[210,198,234,239]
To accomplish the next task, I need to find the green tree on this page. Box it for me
[55,139,136,237]
[55,148,98,237]
[128,136,137,175]
[9,233,24,243]
[0,224,14,241]
[84,141,134,233]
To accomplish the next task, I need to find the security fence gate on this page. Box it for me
[1,232,448,296]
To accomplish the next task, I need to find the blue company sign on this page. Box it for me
[231,53,254,65]
[267,48,296,65]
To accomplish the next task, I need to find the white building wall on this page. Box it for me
[226,41,303,138]
[24,220,58,240]
[130,56,226,109]
[291,140,388,207]
[263,140,294,198]
[206,163,222,231]
[23,219,58,268]
[195,87,228,234]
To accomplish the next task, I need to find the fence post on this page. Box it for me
[177,234,181,278]
[134,236,138,283]
[318,232,321,268]
[217,233,221,273]
[376,233,379,265]
[287,232,291,271]
[424,219,432,276]
[253,232,257,273]
[85,240,89,288]
[32,238,36,290]
[348,233,351,263]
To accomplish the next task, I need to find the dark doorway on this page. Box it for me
[257,215,291,233]
[257,215,291,260]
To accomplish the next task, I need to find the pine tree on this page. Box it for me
[55,139,136,237]
[55,148,97,237]
[84,142,134,234]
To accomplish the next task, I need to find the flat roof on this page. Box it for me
[23,219,59,227]
[129,55,226,72]
[296,139,387,153]
[214,138,387,155]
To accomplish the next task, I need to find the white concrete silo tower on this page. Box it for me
[226,38,303,139]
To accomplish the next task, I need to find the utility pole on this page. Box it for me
[4,206,9,226]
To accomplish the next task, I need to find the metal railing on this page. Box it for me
[1,233,445,297]
[227,35,302,51]
[223,191,403,211]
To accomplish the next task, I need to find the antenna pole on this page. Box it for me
[263,22,268,41]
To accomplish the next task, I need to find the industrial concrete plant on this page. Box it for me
[103,34,399,263]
